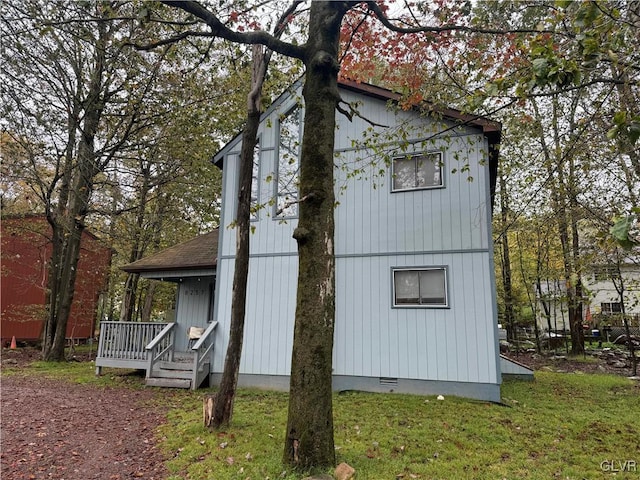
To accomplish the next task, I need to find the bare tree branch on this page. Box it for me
[158,1,307,59]
[365,1,566,36]
[275,193,315,217]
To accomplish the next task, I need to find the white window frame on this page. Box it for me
[391,151,443,192]
[392,267,449,308]
[275,105,301,218]
[250,139,261,221]
[601,302,622,315]
[592,265,618,282]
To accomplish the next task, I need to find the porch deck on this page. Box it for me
[95,321,218,389]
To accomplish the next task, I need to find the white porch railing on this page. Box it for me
[95,320,216,389]
[145,322,177,379]
[96,321,170,372]
[191,321,218,389]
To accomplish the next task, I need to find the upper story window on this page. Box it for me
[276,106,301,218]
[592,265,618,282]
[392,152,443,192]
[393,267,448,308]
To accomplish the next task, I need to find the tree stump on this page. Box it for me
[203,394,215,429]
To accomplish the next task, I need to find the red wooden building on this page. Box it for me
[1,215,111,344]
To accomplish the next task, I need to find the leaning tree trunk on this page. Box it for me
[614,269,638,376]
[284,2,348,469]
[41,96,77,355]
[568,143,585,355]
[206,45,266,430]
[622,315,637,377]
[42,221,66,357]
[205,2,305,430]
[533,95,585,355]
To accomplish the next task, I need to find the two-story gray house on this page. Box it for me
[97,79,532,396]
[212,79,513,402]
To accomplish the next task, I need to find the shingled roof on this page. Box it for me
[121,229,218,274]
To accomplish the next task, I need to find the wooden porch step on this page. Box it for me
[157,361,208,372]
[158,361,193,371]
[146,377,191,389]
[172,352,195,362]
[152,368,192,379]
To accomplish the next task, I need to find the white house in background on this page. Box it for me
[535,260,640,335]
[210,78,530,403]
[586,262,640,323]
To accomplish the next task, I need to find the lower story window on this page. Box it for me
[393,267,448,307]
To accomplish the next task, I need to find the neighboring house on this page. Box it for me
[535,280,571,333]
[95,79,532,395]
[1,214,111,344]
[535,261,640,336]
[587,262,640,326]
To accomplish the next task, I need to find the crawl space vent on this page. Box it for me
[379,377,398,387]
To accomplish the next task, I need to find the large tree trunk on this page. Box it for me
[208,111,259,428]
[284,2,348,469]
[120,273,140,322]
[43,157,102,360]
[139,281,157,323]
[41,95,78,353]
[206,1,303,429]
[121,173,149,322]
[42,221,66,358]
[42,16,107,361]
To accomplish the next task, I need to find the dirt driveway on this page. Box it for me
[1,353,169,480]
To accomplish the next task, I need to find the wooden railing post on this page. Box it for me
[96,325,107,375]
[191,322,218,390]
[145,323,176,379]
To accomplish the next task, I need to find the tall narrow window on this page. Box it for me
[393,267,448,307]
[276,106,301,217]
[392,152,442,191]
[207,281,215,323]
[250,143,260,220]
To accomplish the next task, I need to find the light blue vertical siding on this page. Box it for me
[175,278,214,351]
[213,82,500,389]
[333,133,489,255]
[213,255,297,376]
[333,253,498,384]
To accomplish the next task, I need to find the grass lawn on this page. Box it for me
[156,373,639,480]
[5,357,639,479]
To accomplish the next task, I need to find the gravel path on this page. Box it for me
[1,373,169,480]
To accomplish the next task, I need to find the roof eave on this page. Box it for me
[337,78,502,136]
[121,262,217,274]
